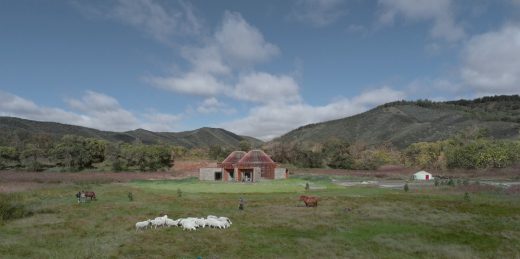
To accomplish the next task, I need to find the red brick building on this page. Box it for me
[200,150,288,182]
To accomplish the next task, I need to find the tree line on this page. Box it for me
[266,128,520,170]
[0,135,175,172]
[1,129,519,172]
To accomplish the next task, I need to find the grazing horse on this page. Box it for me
[299,195,318,207]
[84,191,96,200]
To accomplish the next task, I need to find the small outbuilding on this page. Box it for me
[413,170,433,180]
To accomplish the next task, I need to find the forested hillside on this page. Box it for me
[273,95,520,148]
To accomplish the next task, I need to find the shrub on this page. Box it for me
[111,159,126,172]
[127,192,133,202]
[404,183,409,192]
[0,194,32,222]
[448,179,455,186]
[464,192,470,202]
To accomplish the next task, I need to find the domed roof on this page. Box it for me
[238,150,275,165]
[221,151,247,165]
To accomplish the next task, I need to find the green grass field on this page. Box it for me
[1,176,519,258]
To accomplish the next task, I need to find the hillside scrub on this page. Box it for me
[266,130,520,171]
[403,130,520,170]
[275,95,520,150]
[0,135,175,172]
[267,140,400,170]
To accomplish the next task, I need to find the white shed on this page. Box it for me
[413,170,433,180]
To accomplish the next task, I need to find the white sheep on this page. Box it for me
[179,218,197,231]
[151,218,165,229]
[218,217,232,226]
[206,218,225,229]
[135,219,151,231]
[151,215,168,228]
[194,217,207,228]
[165,218,179,227]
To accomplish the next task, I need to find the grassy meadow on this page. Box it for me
[1,176,519,258]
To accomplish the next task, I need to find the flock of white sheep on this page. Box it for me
[135,215,232,231]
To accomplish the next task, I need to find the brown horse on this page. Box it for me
[299,195,318,207]
[84,191,96,200]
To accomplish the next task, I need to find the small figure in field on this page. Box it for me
[80,190,86,203]
[76,191,81,203]
[239,197,245,210]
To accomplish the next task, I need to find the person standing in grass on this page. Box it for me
[239,197,245,210]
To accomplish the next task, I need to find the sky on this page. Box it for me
[1,0,520,140]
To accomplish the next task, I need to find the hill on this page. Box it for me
[0,117,263,149]
[271,95,520,149]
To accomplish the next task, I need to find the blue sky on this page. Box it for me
[1,0,520,139]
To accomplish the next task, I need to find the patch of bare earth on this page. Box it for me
[173,160,216,173]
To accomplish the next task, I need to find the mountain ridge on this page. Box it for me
[0,116,263,149]
[270,95,520,148]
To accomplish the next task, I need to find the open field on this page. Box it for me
[1,173,520,258]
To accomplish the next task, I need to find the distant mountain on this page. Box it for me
[271,95,520,149]
[0,117,263,149]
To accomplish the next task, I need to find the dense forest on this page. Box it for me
[0,133,257,172]
[0,135,173,172]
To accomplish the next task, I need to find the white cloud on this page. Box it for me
[75,0,202,44]
[233,72,301,104]
[181,45,231,75]
[290,0,346,27]
[147,71,228,96]
[0,90,182,132]
[377,0,465,42]
[65,91,140,131]
[141,111,183,132]
[461,24,520,95]
[149,11,281,97]
[223,87,406,140]
[196,97,236,115]
[0,91,88,125]
[215,12,279,66]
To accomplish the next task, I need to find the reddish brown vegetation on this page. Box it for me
[0,171,182,193]
[173,160,216,174]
